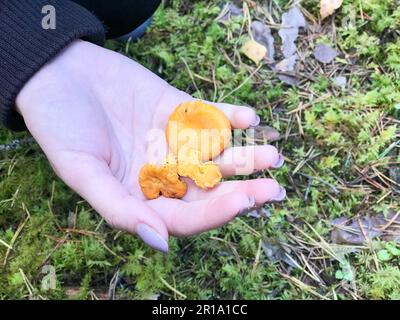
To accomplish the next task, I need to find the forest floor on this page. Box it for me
[0,0,399,299]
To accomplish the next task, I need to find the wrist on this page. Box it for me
[16,40,99,117]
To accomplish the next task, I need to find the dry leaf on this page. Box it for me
[331,211,400,245]
[251,21,275,63]
[313,44,338,63]
[262,238,298,268]
[216,3,243,22]
[241,39,267,64]
[320,0,343,20]
[275,54,298,72]
[254,125,281,143]
[278,6,307,58]
[333,76,347,89]
[275,54,300,85]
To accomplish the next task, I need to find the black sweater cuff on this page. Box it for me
[0,0,106,131]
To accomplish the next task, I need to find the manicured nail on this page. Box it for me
[251,115,260,127]
[136,223,169,253]
[271,154,285,169]
[237,196,257,216]
[272,187,286,202]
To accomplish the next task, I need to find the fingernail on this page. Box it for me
[272,187,286,202]
[237,196,257,216]
[136,223,169,253]
[271,154,285,169]
[251,115,260,127]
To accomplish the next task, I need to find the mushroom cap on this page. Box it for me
[166,101,232,161]
[176,145,222,189]
[178,162,222,189]
[139,164,187,200]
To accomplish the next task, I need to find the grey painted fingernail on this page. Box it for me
[271,154,285,169]
[136,223,169,253]
[272,187,286,202]
[251,115,260,127]
[237,196,257,216]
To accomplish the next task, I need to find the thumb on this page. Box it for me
[54,153,169,253]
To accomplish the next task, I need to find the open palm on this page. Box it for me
[16,40,285,252]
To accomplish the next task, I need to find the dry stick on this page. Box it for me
[211,67,218,102]
[251,239,262,278]
[299,251,325,286]
[192,73,215,84]
[47,199,62,231]
[279,273,330,300]
[159,276,187,299]
[233,217,261,237]
[289,249,323,283]
[36,234,69,279]
[181,57,203,100]
[218,64,262,102]
[373,165,400,188]
[357,219,379,271]
[296,112,304,136]
[101,241,126,262]
[19,269,34,297]
[297,173,340,194]
[376,190,393,204]
[292,222,340,261]
[0,238,12,250]
[3,209,30,266]
[378,210,400,232]
[108,269,120,300]
[95,218,104,232]
[62,228,100,237]
[209,236,241,265]
[10,186,20,208]
[354,166,386,191]
[244,2,253,39]
[286,93,331,114]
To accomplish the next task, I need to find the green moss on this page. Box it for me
[0,0,399,300]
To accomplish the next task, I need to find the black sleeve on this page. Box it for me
[0,0,106,131]
[74,0,161,39]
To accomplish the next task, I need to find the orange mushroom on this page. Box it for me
[139,163,187,200]
[138,101,229,199]
[166,101,232,161]
[176,146,222,189]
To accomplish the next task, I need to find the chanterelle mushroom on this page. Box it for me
[176,146,222,189]
[139,163,187,200]
[166,100,232,161]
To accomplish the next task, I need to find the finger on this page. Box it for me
[55,152,169,253]
[150,192,254,236]
[183,178,286,205]
[215,145,284,176]
[207,101,259,129]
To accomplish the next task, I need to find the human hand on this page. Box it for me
[16,40,286,252]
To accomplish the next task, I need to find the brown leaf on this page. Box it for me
[331,211,400,245]
[320,0,343,20]
[241,39,267,64]
[251,21,275,63]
